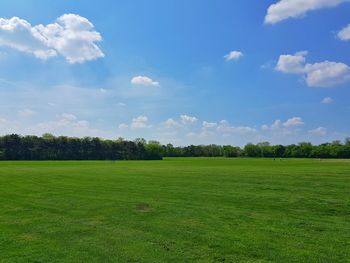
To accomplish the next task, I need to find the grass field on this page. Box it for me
[0,158,349,263]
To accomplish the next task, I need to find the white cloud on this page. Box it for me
[61,113,77,121]
[131,76,159,86]
[180,115,198,124]
[275,51,307,73]
[118,123,128,129]
[217,120,256,135]
[262,117,304,136]
[0,17,57,59]
[234,126,257,133]
[309,127,327,136]
[164,118,182,128]
[1,109,113,138]
[283,117,304,128]
[131,116,150,129]
[202,121,217,129]
[305,61,350,87]
[18,108,35,117]
[261,120,282,131]
[276,51,350,87]
[265,0,349,24]
[27,113,108,137]
[0,14,104,63]
[224,50,243,61]
[321,97,334,104]
[338,24,350,40]
[199,130,216,138]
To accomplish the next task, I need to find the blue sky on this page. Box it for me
[0,0,349,146]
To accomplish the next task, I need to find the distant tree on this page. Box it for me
[332,140,342,146]
[244,143,261,157]
[2,134,22,160]
[134,138,147,145]
[42,133,55,140]
[297,142,313,158]
[0,134,349,160]
[223,145,241,157]
[273,145,285,158]
[145,140,163,160]
[257,142,273,157]
[116,137,125,143]
[165,143,175,157]
[345,138,350,146]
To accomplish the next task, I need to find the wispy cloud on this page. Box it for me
[309,127,327,136]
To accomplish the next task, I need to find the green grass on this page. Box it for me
[0,158,349,263]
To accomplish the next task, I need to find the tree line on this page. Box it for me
[0,134,350,160]
[0,134,162,160]
[164,140,350,159]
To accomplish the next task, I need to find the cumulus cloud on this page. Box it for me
[321,97,334,104]
[180,115,198,124]
[202,121,217,129]
[224,51,243,61]
[265,0,349,24]
[276,51,350,87]
[283,117,304,128]
[309,127,327,136]
[338,24,350,40]
[261,120,282,131]
[118,116,152,130]
[164,118,182,128]
[131,76,159,86]
[131,116,150,129]
[217,120,256,135]
[0,14,104,63]
[305,62,350,87]
[0,17,56,59]
[262,117,304,133]
[275,51,307,73]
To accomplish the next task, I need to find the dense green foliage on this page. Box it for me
[0,134,163,160]
[165,140,350,158]
[0,158,349,262]
[1,134,350,160]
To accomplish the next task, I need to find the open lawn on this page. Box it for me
[0,158,349,262]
